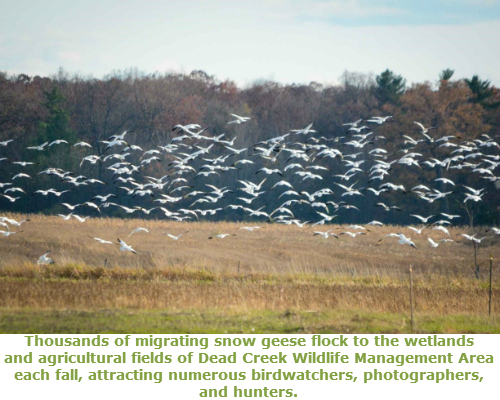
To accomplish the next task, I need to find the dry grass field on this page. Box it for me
[1,213,499,333]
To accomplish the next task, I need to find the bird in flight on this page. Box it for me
[117,238,137,254]
[166,231,189,240]
[379,233,417,249]
[37,251,54,265]
[128,227,149,237]
[208,233,236,239]
[227,114,251,125]
[88,236,113,244]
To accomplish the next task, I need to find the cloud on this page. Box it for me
[0,1,499,86]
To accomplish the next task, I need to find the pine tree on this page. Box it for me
[465,75,500,108]
[375,69,406,104]
[38,86,75,143]
[439,69,454,81]
[34,86,77,171]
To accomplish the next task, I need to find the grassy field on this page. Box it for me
[0,213,499,333]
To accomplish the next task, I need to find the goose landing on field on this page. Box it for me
[117,238,137,254]
[208,234,236,239]
[240,226,263,232]
[88,236,113,244]
[37,251,54,265]
[313,230,338,239]
[428,238,454,247]
[166,231,189,240]
[128,227,149,238]
[379,233,417,249]
[0,230,23,237]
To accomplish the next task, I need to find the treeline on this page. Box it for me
[0,68,499,224]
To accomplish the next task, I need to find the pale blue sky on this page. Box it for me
[1,0,499,85]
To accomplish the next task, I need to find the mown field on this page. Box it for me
[0,213,499,333]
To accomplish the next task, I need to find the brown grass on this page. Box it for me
[0,213,499,318]
[1,213,498,277]
[1,279,499,316]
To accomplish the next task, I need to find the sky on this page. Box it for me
[1,0,500,86]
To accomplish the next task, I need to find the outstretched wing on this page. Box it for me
[413,121,425,130]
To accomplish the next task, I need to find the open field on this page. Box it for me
[1,213,499,333]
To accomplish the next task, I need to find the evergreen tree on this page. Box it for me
[38,86,75,144]
[34,86,77,176]
[465,75,500,108]
[439,69,454,81]
[375,69,406,104]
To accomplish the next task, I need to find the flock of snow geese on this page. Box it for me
[1,112,500,265]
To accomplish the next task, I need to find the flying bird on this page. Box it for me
[227,114,251,124]
[379,233,417,249]
[166,231,189,240]
[117,238,137,254]
[37,251,54,265]
[128,227,149,237]
[88,236,113,244]
[208,234,236,239]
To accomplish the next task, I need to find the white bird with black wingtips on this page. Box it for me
[117,238,137,254]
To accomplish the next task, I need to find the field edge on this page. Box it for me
[1,308,500,334]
